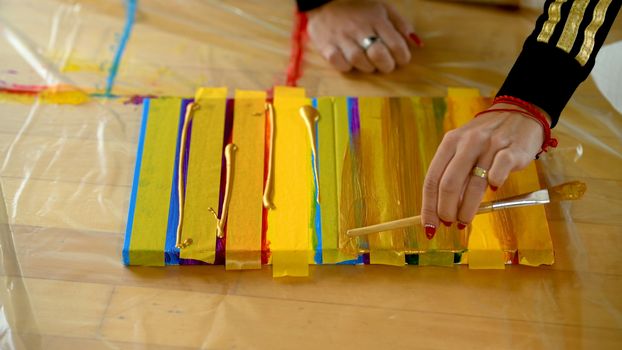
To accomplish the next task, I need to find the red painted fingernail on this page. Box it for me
[490,185,498,192]
[409,33,424,47]
[440,219,452,227]
[424,224,436,240]
[457,222,467,230]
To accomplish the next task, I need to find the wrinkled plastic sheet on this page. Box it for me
[1,0,621,348]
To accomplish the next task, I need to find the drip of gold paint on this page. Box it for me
[176,102,199,249]
[299,105,321,204]
[263,102,276,209]
[208,143,237,238]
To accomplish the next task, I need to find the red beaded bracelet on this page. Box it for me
[474,95,558,159]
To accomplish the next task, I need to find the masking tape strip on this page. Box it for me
[123,98,150,265]
[127,97,183,266]
[269,86,311,276]
[226,90,267,270]
[180,87,228,263]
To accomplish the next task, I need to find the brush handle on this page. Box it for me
[345,200,496,237]
[345,182,584,238]
[346,215,422,237]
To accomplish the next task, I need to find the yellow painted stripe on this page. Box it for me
[40,86,90,104]
[358,97,405,266]
[316,97,339,264]
[179,87,228,263]
[332,97,357,262]
[446,88,506,269]
[576,0,613,65]
[537,0,569,43]
[446,88,553,268]
[225,90,266,270]
[510,163,554,266]
[129,98,183,266]
[268,86,311,277]
[556,0,590,52]
[409,97,452,259]
[317,97,356,263]
[0,85,89,105]
[409,97,459,265]
[407,97,431,253]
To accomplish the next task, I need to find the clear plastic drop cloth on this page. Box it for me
[0,0,621,348]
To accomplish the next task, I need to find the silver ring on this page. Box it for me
[361,36,380,51]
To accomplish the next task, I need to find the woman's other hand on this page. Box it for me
[306,0,416,73]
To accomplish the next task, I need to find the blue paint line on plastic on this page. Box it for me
[163,99,191,265]
[104,0,137,96]
[90,93,120,98]
[123,98,150,265]
[312,98,323,264]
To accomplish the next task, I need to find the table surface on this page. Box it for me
[1,0,621,349]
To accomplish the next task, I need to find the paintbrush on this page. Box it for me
[346,181,587,237]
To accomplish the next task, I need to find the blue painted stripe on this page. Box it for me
[123,98,150,265]
[163,99,192,265]
[105,0,137,96]
[336,255,364,265]
[312,98,323,264]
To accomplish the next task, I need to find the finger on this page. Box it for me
[340,38,375,73]
[436,132,486,224]
[487,147,534,188]
[365,40,396,73]
[373,20,411,66]
[421,130,459,236]
[321,45,352,72]
[384,3,414,39]
[456,151,497,227]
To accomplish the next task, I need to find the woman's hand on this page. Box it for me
[421,104,547,237]
[306,0,415,73]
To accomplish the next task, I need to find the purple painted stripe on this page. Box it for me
[348,97,360,135]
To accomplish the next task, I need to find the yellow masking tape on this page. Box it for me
[130,98,183,266]
[268,86,311,277]
[180,87,228,263]
[226,90,266,270]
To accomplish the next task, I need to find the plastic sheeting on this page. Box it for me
[0,0,621,348]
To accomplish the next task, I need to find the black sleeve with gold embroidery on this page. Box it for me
[497,0,621,127]
[296,0,333,12]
